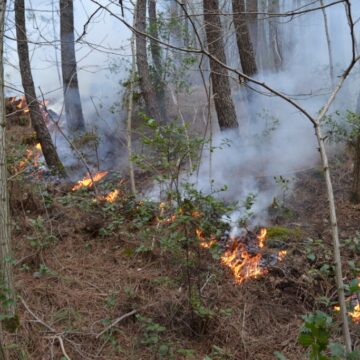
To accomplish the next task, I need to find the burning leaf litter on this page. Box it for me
[334,279,360,323]
[157,203,287,284]
[71,171,123,203]
[72,171,108,191]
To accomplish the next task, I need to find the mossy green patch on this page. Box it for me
[267,226,302,241]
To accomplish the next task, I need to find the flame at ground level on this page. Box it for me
[17,143,42,171]
[158,204,286,284]
[97,189,120,203]
[334,278,360,322]
[72,171,108,191]
[221,240,267,284]
[196,228,217,249]
[220,228,286,284]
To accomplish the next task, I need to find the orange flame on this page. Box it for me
[334,278,360,322]
[278,250,287,261]
[221,240,267,284]
[258,228,267,248]
[196,228,216,249]
[349,303,360,322]
[104,189,119,203]
[17,143,42,170]
[72,171,108,191]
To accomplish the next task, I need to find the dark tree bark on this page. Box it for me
[15,0,66,177]
[203,0,238,130]
[60,0,85,133]
[0,0,16,350]
[246,0,258,46]
[232,0,257,76]
[148,0,167,120]
[135,0,162,121]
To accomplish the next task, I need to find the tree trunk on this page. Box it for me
[246,0,258,46]
[60,0,86,133]
[320,0,334,88]
[15,0,67,177]
[0,0,16,354]
[351,96,360,203]
[351,134,360,203]
[127,19,137,196]
[203,0,238,130]
[268,0,283,71]
[232,0,257,76]
[135,0,162,122]
[148,0,167,121]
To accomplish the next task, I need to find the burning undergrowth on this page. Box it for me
[6,162,360,359]
[4,99,360,359]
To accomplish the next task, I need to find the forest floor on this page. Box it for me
[3,120,360,360]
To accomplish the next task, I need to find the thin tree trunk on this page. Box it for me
[351,133,360,203]
[314,78,353,353]
[148,0,167,121]
[0,0,16,355]
[15,0,67,177]
[60,0,86,133]
[268,0,283,71]
[232,0,257,76]
[316,124,352,352]
[351,96,360,203]
[135,0,162,122]
[203,0,238,130]
[320,0,334,88]
[127,29,137,196]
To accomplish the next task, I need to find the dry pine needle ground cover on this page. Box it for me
[3,125,360,360]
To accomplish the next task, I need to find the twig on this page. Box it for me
[20,296,55,332]
[241,303,247,358]
[56,336,71,360]
[96,309,137,339]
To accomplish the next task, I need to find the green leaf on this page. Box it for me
[349,279,360,294]
[307,253,316,261]
[328,342,345,358]
[348,349,360,360]
[274,351,288,360]
[299,333,313,347]
[158,344,170,357]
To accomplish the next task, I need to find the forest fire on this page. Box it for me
[334,278,360,322]
[104,189,119,203]
[17,143,42,171]
[350,303,360,323]
[72,171,108,191]
[97,189,120,203]
[220,229,269,283]
[157,206,287,284]
[196,228,217,249]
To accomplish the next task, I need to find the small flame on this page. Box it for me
[349,303,360,322]
[258,228,267,248]
[334,302,360,323]
[17,143,42,170]
[278,250,287,261]
[105,189,119,203]
[72,171,108,191]
[333,278,360,322]
[196,228,216,249]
